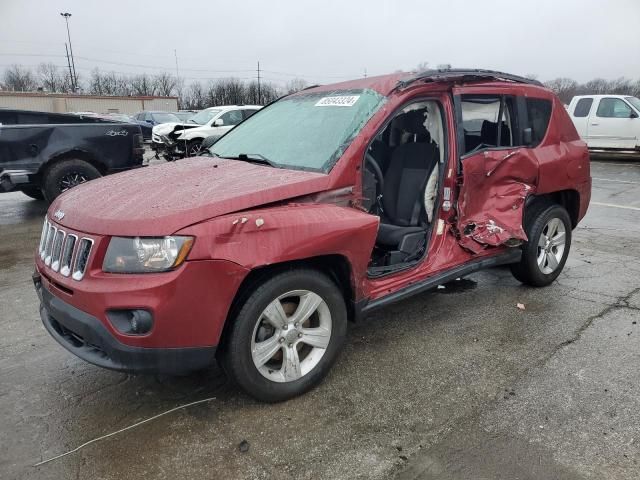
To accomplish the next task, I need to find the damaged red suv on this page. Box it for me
[34,69,590,402]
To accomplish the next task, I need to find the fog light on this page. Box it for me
[107,309,153,335]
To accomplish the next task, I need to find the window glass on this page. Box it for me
[189,109,220,125]
[151,112,179,123]
[211,88,386,172]
[526,98,552,146]
[625,96,640,112]
[596,98,633,118]
[460,95,515,154]
[573,98,593,117]
[242,108,259,120]
[219,110,244,126]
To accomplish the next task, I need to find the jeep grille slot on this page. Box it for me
[72,238,93,281]
[38,218,49,256]
[51,229,66,272]
[44,224,57,266]
[60,234,77,277]
[38,217,93,281]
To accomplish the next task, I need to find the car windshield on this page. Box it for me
[210,89,386,172]
[625,97,640,111]
[189,109,221,125]
[173,112,194,121]
[153,113,180,123]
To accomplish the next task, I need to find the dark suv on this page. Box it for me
[35,69,590,402]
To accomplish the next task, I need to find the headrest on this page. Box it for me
[397,109,428,135]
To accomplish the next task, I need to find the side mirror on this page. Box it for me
[213,118,224,127]
[522,127,533,146]
[630,111,639,119]
[146,119,154,124]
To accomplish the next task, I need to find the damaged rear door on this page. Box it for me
[453,90,538,253]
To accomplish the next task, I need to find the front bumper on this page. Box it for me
[34,271,216,374]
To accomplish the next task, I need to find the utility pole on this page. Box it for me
[364,68,367,78]
[174,49,180,79]
[64,43,75,92]
[257,61,261,105]
[60,13,78,91]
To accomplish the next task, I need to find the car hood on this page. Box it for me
[50,157,330,236]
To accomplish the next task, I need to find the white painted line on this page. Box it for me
[591,201,640,212]
[593,177,640,185]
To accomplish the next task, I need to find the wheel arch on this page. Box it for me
[217,254,356,352]
[526,189,580,228]
[39,149,107,178]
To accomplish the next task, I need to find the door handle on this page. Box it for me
[591,123,599,126]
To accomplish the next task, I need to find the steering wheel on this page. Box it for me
[365,153,384,192]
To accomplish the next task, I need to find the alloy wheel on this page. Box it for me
[536,217,566,274]
[59,172,89,192]
[251,290,332,383]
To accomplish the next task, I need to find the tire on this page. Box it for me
[18,186,44,200]
[42,159,101,203]
[186,140,203,157]
[220,269,347,402]
[510,203,572,287]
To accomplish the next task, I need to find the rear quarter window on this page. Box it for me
[526,98,552,146]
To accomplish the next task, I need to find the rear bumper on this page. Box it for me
[34,271,217,374]
[0,169,34,192]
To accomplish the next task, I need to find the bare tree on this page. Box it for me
[415,61,429,72]
[37,63,65,92]
[154,72,176,97]
[544,77,579,103]
[436,63,452,70]
[2,64,37,92]
[285,78,309,94]
[131,74,156,96]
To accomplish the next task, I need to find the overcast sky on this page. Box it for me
[1,0,639,87]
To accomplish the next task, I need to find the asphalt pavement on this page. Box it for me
[0,159,639,480]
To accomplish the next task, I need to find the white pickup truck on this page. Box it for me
[568,95,640,154]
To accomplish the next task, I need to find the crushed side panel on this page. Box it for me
[457,148,538,252]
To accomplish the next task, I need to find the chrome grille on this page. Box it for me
[38,218,93,281]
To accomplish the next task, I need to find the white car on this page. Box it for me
[154,105,262,157]
[568,94,640,152]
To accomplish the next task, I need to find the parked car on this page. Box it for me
[131,111,181,140]
[34,69,590,402]
[0,109,144,202]
[152,105,261,159]
[568,94,640,154]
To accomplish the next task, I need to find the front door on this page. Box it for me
[587,97,638,149]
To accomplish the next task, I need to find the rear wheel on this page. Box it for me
[220,269,347,402]
[43,159,101,202]
[510,204,572,287]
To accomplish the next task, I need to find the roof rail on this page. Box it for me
[396,68,544,90]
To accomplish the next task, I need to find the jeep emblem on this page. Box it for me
[53,210,65,221]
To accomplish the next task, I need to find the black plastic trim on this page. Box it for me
[34,272,216,375]
[358,249,521,317]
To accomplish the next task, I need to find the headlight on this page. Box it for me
[103,236,194,273]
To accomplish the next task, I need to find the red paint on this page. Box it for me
[38,72,590,352]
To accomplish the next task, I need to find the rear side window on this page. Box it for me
[460,95,517,154]
[573,98,593,117]
[596,98,633,118]
[525,98,552,146]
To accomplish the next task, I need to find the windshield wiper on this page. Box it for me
[219,153,278,168]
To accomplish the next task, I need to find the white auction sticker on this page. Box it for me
[315,95,360,107]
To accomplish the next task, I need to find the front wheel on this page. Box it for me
[510,204,572,287]
[220,269,347,402]
[186,140,203,157]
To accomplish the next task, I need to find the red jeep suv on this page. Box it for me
[34,69,591,402]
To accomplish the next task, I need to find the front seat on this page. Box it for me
[377,110,439,250]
